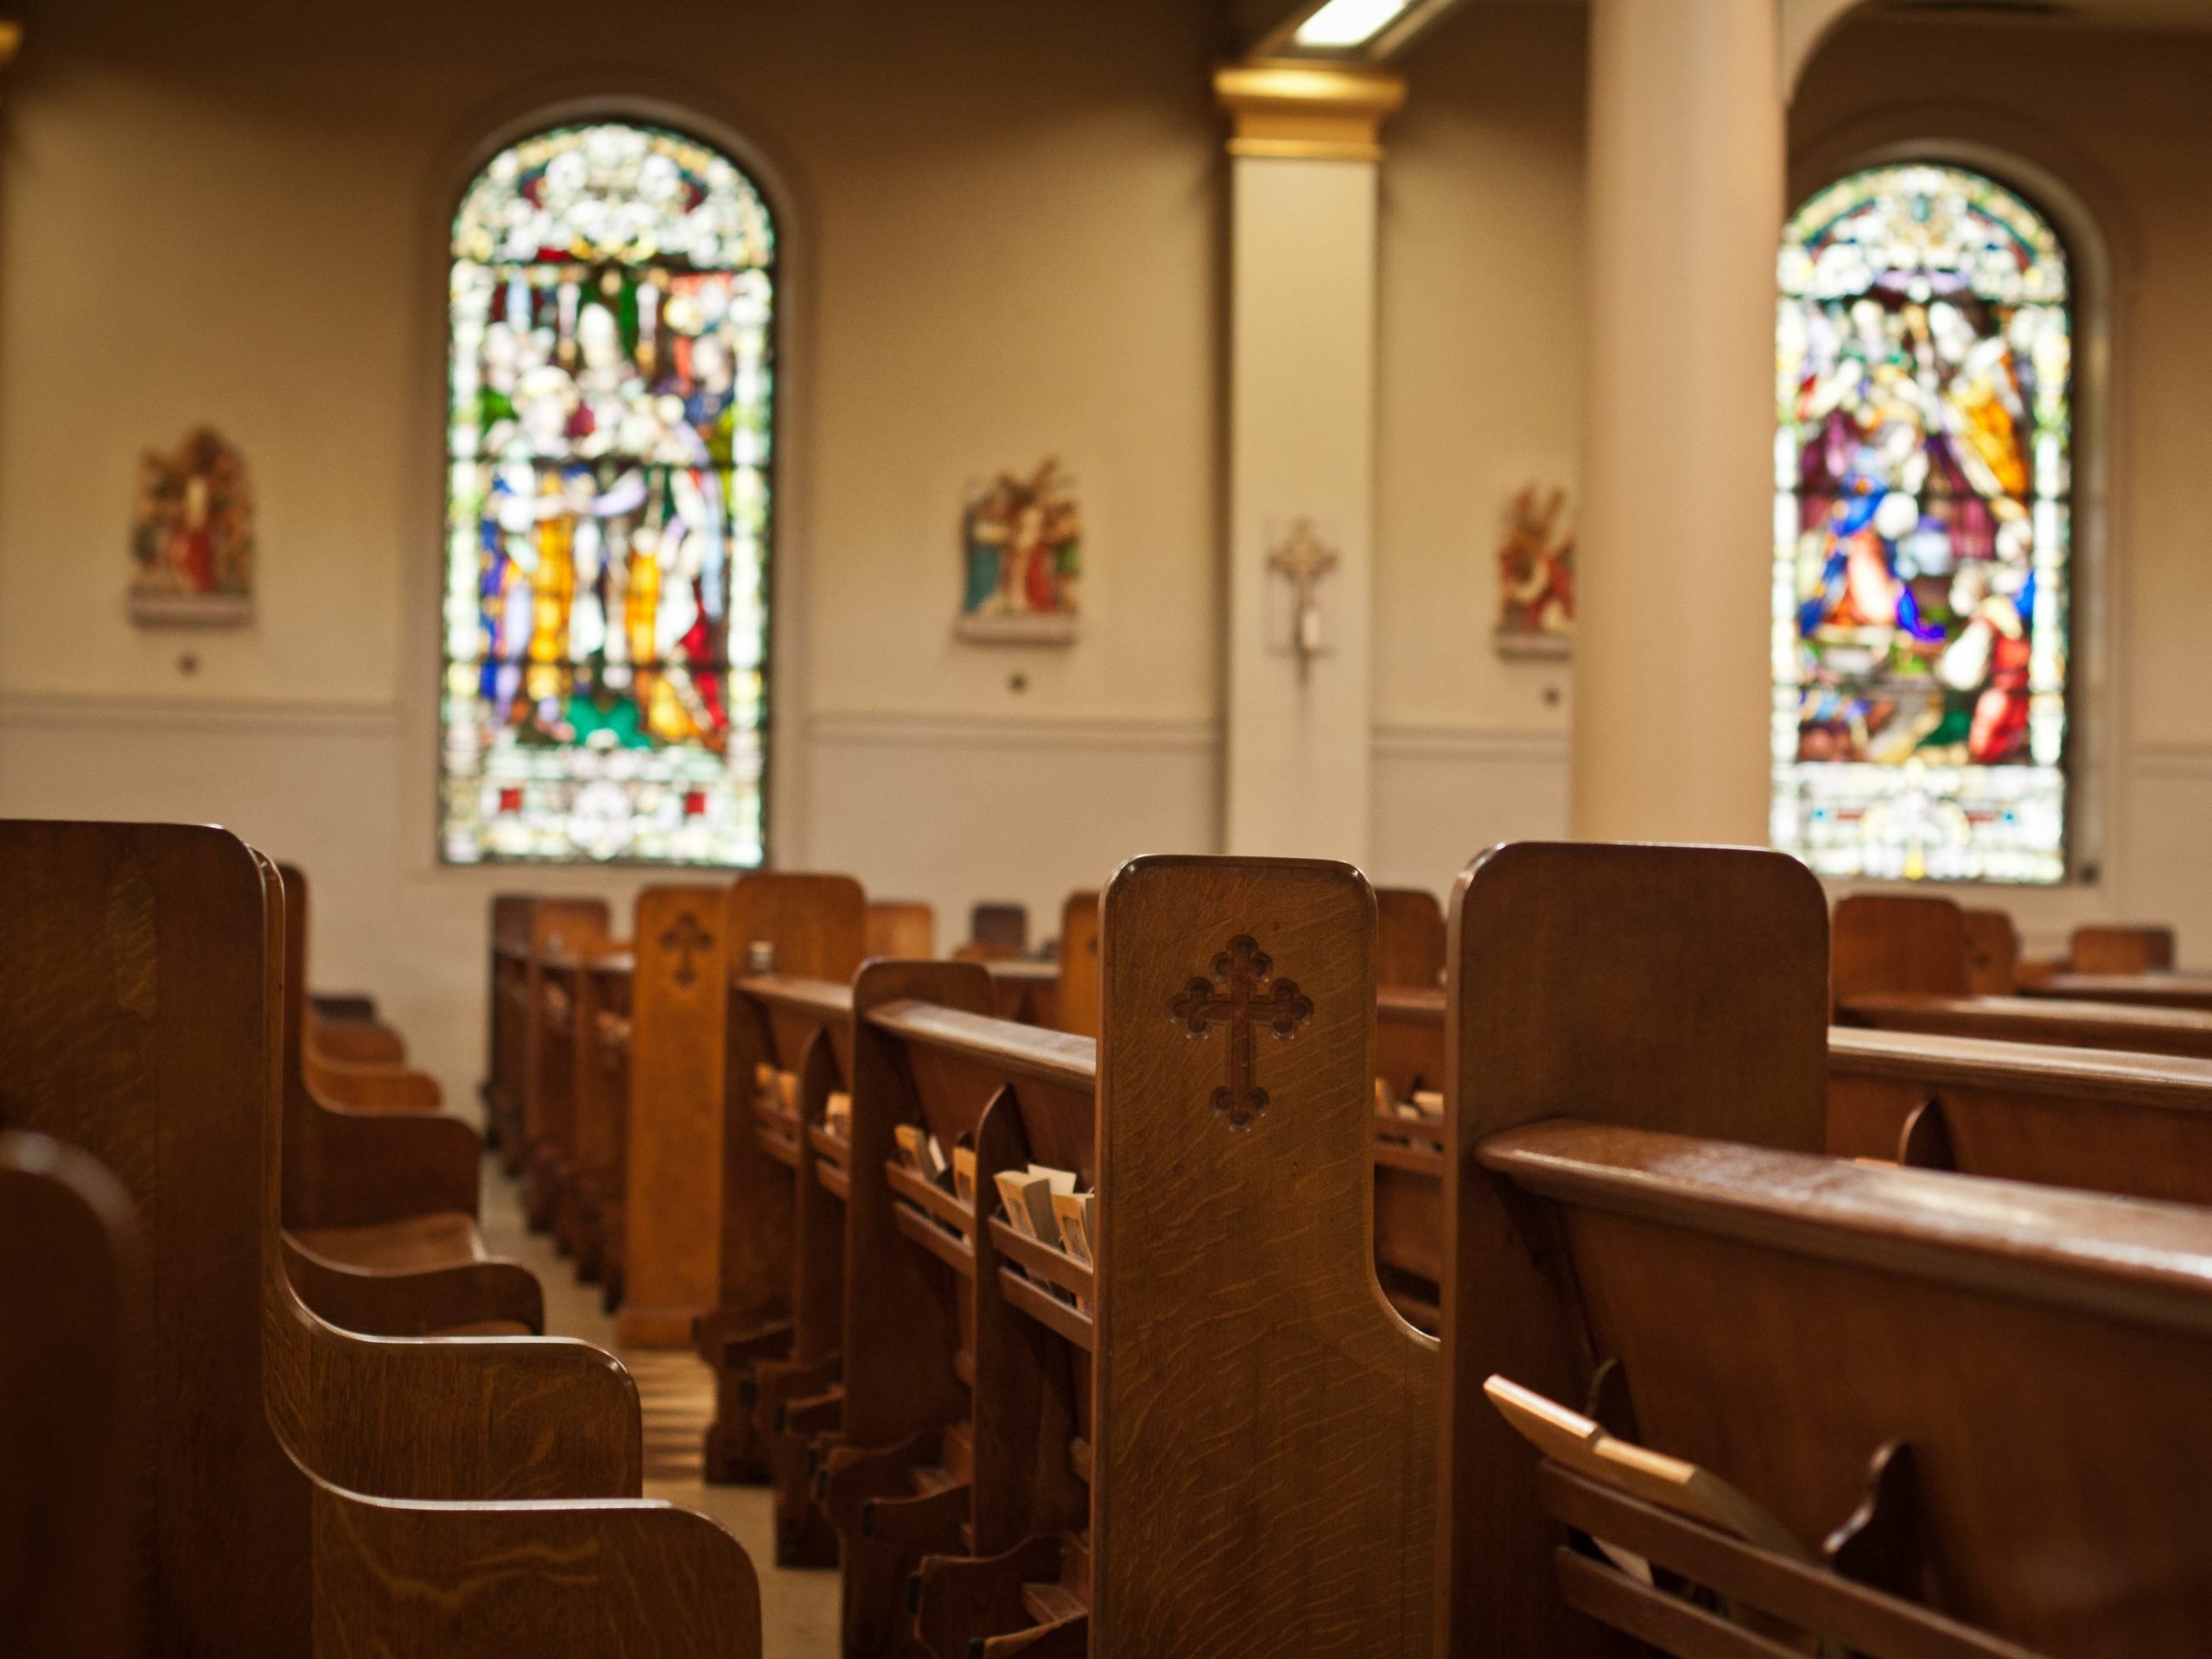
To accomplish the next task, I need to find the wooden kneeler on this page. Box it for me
[0,821,762,1654]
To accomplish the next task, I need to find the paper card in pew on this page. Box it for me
[993,1165,1076,1240]
[894,1122,950,1183]
[1052,1191,1097,1313]
[824,1091,851,1139]
[951,1145,977,1210]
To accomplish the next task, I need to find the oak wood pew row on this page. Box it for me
[524,906,623,1228]
[634,872,866,1362]
[968,900,1030,956]
[712,971,857,1560]
[270,866,546,1336]
[2070,920,2177,973]
[0,821,763,1654]
[563,938,635,1291]
[704,891,1088,1538]
[1834,893,2212,1056]
[0,1130,138,1659]
[868,899,938,959]
[821,858,1438,1659]
[484,893,613,1170]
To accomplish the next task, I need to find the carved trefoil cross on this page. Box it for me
[1266,517,1339,683]
[1169,934,1314,1130]
[658,912,715,988]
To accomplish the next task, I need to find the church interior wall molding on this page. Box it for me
[1212,60,1407,162]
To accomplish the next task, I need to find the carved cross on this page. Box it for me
[658,912,715,987]
[1169,934,1313,1129]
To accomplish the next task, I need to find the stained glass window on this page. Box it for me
[1771,162,2071,884]
[440,121,774,865]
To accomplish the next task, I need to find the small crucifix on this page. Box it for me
[1267,517,1338,683]
[1168,934,1313,1130]
[658,912,715,987]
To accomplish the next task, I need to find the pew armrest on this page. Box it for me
[312,1486,761,1657]
[285,1235,544,1336]
[289,1105,484,1225]
[313,1063,444,1113]
[301,1322,645,1502]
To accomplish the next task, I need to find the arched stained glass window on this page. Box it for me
[440,120,774,865]
[1771,162,2071,884]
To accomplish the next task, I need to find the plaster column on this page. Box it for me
[1571,0,1784,843]
[1216,63,1402,863]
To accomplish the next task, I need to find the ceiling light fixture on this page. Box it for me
[1292,0,1417,50]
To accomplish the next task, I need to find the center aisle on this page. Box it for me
[479,1158,842,1654]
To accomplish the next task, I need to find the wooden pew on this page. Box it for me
[711,972,855,1556]
[826,857,1438,1658]
[1828,1026,2212,1205]
[0,819,762,1654]
[1437,841,1832,1656]
[1,1129,137,1659]
[1464,1128,2212,1654]
[623,872,863,1363]
[1834,894,2212,1059]
[688,874,866,1459]
[562,938,635,1294]
[967,900,1030,956]
[485,894,613,1172]
[868,899,937,959]
[1961,906,2019,993]
[271,866,544,1336]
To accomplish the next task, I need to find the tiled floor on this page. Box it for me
[479,1162,842,1654]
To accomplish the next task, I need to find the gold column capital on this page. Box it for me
[1212,60,1407,163]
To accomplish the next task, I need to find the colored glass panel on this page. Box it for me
[440,121,773,864]
[1771,163,2071,883]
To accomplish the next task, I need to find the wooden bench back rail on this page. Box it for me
[0,820,762,1654]
[1475,1118,2212,1656]
[1841,991,2212,1061]
[2024,970,2212,1013]
[1828,1027,2212,1205]
[866,899,937,961]
[1441,840,1831,1657]
[0,1130,139,1659]
[1093,855,1437,1657]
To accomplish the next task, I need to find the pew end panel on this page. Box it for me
[867,899,937,960]
[1376,885,1447,990]
[1094,855,1438,1658]
[1441,840,1831,1658]
[308,1479,763,1657]
[0,1130,140,1659]
[614,886,734,1348]
[2070,923,2176,975]
[1961,908,2020,994]
[1056,888,1102,1039]
[1831,893,1973,1007]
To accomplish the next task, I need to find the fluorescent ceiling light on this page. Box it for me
[1292,0,1415,48]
